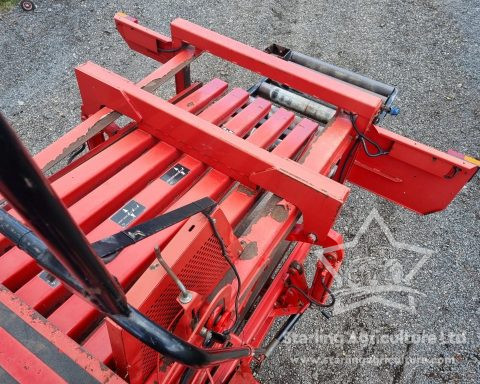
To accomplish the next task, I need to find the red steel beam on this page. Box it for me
[75,62,350,243]
[0,287,124,384]
[223,98,271,137]
[77,97,306,367]
[0,327,67,384]
[169,18,382,122]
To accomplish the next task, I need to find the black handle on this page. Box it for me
[0,113,253,367]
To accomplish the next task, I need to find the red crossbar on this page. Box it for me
[75,62,350,243]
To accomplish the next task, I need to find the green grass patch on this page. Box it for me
[0,0,17,11]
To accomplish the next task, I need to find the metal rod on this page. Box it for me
[257,82,335,123]
[264,313,303,358]
[289,51,395,98]
[154,245,192,304]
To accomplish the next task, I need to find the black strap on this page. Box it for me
[92,197,216,261]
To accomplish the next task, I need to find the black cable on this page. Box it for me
[288,279,335,308]
[347,112,390,158]
[336,113,390,182]
[67,143,86,164]
[203,212,241,335]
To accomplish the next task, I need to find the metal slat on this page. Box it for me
[16,81,230,319]
[223,97,271,137]
[77,96,303,367]
[247,108,295,148]
[197,88,249,125]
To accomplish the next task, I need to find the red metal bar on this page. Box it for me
[223,98,271,137]
[247,108,294,148]
[175,78,227,111]
[197,88,249,124]
[301,114,354,174]
[75,62,350,243]
[0,327,68,384]
[169,18,382,122]
[114,13,178,64]
[0,287,124,384]
[273,118,320,159]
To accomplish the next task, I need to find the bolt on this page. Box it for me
[179,290,193,304]
[290,261,303,273]
[307,233,317,243]
[326,253,336,261]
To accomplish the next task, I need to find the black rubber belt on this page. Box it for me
[92,197,216,262]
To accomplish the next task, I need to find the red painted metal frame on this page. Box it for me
[347,125,477,213]
[0,13,476,384]
[0,327,67,384]
[75,62,349,244]
[0,286,124,384]
[169,19,382,126]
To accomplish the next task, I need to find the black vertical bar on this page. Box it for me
[0,113,128,315]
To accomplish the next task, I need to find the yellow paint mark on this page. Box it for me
[465,155,480,166]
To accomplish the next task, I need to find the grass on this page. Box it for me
[0,0,17,11]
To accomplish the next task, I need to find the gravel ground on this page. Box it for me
[0,1,479,383]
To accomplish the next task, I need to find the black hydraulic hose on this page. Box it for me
[0,208,85,294]
[0,113,129,315]
[0,113,253,367]
[0,208,253,367]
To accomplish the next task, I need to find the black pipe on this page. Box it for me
[0,113,128,315]
[264,313,302,358]
[288,51,395,98]
[0,113,253,367]
[0,208,253,367]
[112,306,252,367]
[0,208,85,294]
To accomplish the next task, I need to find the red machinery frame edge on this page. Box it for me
[0,286,123,384]
[0,12,476,384]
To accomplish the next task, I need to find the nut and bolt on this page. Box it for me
[307,233,317,243]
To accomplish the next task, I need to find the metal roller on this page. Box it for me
[288,51,396,98]
[257,82,336,123]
